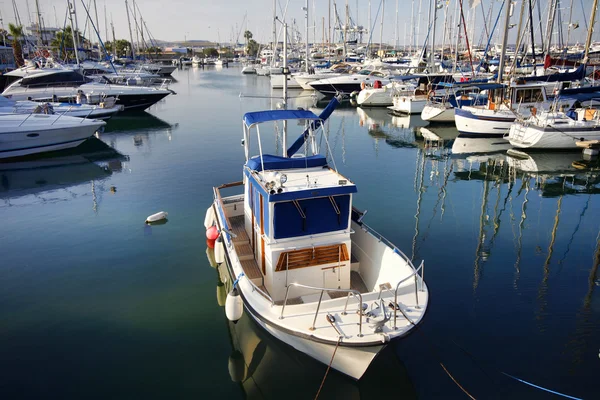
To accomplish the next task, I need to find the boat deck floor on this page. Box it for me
[275,271,369,305]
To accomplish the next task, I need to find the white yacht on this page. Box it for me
[2,70,172,111]
[0,113,105,159]
[205,97,428,380]
[0,95,122,120]
[508,93,600,149]
[356,76,418,107]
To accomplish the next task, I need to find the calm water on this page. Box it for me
[1,66,599,399]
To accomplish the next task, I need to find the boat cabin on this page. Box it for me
[240,109,357,301]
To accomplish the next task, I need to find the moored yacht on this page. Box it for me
[2,69,172,111]
[205,97,428,380]
[0,113,105,159]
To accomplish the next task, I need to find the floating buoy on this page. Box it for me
[206,225,219,240]
[206,246,217,267]
[146,211,168,223]
[204,207,216,229]
[216,281,227,306]
[214,236,225,264]
[225,287,243,322]
[228,350,245,383]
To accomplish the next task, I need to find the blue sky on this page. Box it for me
[1,0,595,46]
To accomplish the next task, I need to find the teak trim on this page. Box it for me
[275,244,349,272]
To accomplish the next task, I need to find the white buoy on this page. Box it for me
[204,207,216,229]
[146,211,168,223]
[214,236,225,264]
[225,287,244,322]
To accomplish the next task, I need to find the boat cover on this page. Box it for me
[243,110,320,127]
[246,154,328,172]
[519,64,586,83]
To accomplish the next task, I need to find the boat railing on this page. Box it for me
[280,282,364,337]
[393,260,424,330]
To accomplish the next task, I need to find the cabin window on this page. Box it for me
[516,88,544,103]
[273,195,350,239]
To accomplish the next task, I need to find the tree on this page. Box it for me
[244,30,253,41]
[0,29,7,47]
[202,47,219,57]
[104,39,132,57]
[50,26,88,60]
[247,39,260,57]
[8,23,24,67]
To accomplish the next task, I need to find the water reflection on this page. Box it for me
[102,112,176,134]
[0,138,127,210]
[214,262,417,399]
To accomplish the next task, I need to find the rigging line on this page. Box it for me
[558,193,591,264]
[440,363,477,400]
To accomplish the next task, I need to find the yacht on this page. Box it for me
[454,65,586,137]
[2,69,172,111]
[309,69,399,96]
[508,92,600,149]
[421,82,496,122]
[205,97,428,379]
[356,76,419,107]
[0,94,123,120]
[0,113,105,159]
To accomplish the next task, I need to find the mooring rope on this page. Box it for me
[439,362,477,400]
[314,336,342,400]
[501,372,583,400]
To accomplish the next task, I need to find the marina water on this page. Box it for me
[1,66,598,399]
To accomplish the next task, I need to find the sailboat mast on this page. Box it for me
[67,0,80,65]
[583,0,599,63]
[272,0,277,61]
[544,0,558,54]
[430,0,437,69]
[497,0,512,83]
[34,0,43,47]
[379,0,385,56]
[305,0,309,73]
[395,0,399,50]
[124,0,136,59]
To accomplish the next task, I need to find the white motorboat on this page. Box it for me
[2,70,172,111]
[356,77,418,107]
[270,74,302,89]
[0,95,122,120]
[309,69,397,96]
[294,64,353,90]
[241,64,257,74]
[206,98,428,380]
[454,66,586,137]
[508,110,600,150]
[0,113,105,159]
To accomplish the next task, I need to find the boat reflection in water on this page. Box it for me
[0,138,128,206]
[210,258,417,400]
[102,112,177,134]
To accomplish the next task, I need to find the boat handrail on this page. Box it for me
[393,260,425,330]
[280,282,364,337]
[355,219,420,273]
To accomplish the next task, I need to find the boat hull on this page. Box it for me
[508,122,600,149]
[421,104,455,122]
[356,88,393,107]
[389,96,427,114]
[0,118,104,159]
[454,107,514,137]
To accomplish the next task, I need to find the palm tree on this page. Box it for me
[0,29,7,47]
[243,30,253,56]
[8,23,24,67]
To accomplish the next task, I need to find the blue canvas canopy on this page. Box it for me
[557,92,600,103]
[519,64,585,83]
[246,154,328,172]
[243,110,320,127]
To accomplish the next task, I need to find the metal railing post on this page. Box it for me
[309,291,325,330]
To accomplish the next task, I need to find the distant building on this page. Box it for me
[0,46,16,71]
[26,23,60,46]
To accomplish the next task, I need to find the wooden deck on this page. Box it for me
[229,215,263,286]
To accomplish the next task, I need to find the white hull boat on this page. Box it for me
[0,96,122,120]
[206,98,428,380]
[421,103,455,122]
[270,74,302,89]
[0,113,105,159]
[508,110,600,149]
[388,95,428,114]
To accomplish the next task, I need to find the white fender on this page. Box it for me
[214,236,225,264]
[204,206,215,229]
[225,287,243,322]
[146,211,168,223]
